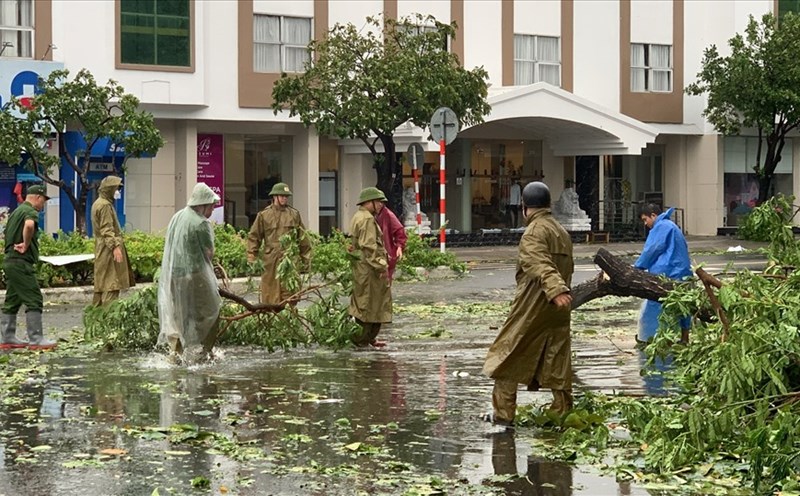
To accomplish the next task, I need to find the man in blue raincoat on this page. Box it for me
[635,204,692,343]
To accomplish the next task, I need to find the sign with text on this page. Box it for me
[0,60,64,118]
[196,134,224,224]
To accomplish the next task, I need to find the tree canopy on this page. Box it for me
[686,12,800,203]
[0,69,164,234]
[272,14,491,213]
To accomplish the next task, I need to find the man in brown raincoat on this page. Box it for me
[348,187,392,347]
[91,175,134,306]
[247,182,310,305]
[483,181,574,426]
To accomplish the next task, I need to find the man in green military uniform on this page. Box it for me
[348,187,392,347]
[247,183,311,305]
[1,184,56,349]
[91,175,134,306]
[483,181,574,426]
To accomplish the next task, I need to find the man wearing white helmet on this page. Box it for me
[157,183,222,354]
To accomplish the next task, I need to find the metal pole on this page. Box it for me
[412,151,422,235]
[439,139,446,253]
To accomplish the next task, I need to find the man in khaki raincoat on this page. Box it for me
[348,187,392,347]
[91,175,134,306]
[247,183,310,305]
[483,181,574,426]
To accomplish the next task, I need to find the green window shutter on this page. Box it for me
[120,0,190,67]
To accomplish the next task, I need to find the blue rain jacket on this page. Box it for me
[635,208,691,340]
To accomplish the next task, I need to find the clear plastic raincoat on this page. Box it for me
[157,186,222,352]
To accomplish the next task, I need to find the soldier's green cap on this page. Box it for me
[269,182,292,197]
[357,187,387,205]
[27,184,50,199]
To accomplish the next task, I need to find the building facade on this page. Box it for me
[1,0,797,236]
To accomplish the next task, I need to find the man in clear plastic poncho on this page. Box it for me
[158,183,222,354]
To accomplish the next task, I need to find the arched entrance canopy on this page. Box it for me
[460,82,659,156]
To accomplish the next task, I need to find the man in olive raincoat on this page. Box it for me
[483,181,574,426]
[91,175,134,306]
[348,187,392,347]
[247,183,310,305]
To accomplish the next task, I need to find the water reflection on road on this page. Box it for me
[0,267,660,495]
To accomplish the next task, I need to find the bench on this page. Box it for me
[586,231,610,244]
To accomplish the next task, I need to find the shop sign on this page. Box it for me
[197,134,224,223]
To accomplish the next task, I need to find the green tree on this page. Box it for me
[272,14,490,212]
[0,69,164,234]
[686,12,800,204]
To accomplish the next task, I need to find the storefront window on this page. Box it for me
[240,135,292,223]
[468,140,542,230]
[724,137,793,226]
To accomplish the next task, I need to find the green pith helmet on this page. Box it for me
[269,182,293,197]
[357,187,387,205]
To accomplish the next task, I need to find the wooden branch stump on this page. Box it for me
[571,248,675,310]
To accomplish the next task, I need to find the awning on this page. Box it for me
[459,82,660,156]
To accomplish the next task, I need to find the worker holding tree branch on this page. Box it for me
[247,183,311,305]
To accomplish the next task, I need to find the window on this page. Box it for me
[0,0,33,58]
[514,35,560,87]
[631,43,672,92]
[779,0,800,18]
[401,24,449,52]
[120,0,191,67]
[253,15,311,73]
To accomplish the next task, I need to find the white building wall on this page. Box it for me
[463,0,503,86]
[631,0,672,44]
[253,0,314,17]
[329,1,384,34]
[573,0,619,111]
[398,0,450,22]
[514,0,560,37]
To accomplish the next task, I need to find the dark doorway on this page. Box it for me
[575,156,599,231]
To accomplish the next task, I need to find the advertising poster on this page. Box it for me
[196,134,224,223]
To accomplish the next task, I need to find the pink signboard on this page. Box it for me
[196,134,224,223]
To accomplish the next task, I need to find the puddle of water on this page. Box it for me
[0,337,658,495]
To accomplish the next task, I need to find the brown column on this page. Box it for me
[502,0,514,86]
[384,0,398,19]
[561,0,574,92]
[451,0,464,62]
[34,0,53,61]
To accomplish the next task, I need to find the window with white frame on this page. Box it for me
[631,43,672,92]
[253,14,311,73]
[0,0,33,58]
[514,34,560,87]
[402,23,449,52]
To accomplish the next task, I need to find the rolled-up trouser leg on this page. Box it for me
[491,379,518,424]
[550,389,573,414]
[351,319,372,347]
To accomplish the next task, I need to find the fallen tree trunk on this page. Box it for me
[571,248,674,310]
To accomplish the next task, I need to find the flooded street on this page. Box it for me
[0,266,665,495]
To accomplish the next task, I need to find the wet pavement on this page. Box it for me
[0,253,765,496]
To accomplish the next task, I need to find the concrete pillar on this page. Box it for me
[161,120,197,231]
[339,152,374,232]
[291,127,320,233]
[457,139,472,233]
[685,134,722,235]
[224,135,249,229]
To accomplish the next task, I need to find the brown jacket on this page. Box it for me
[247,204,310,304]
[348,207,391,323]
[91,177,134,292]
[483,208,574,389]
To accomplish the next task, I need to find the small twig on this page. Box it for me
[696,267,731,342]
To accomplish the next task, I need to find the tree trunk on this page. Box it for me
[374,134,403,215]
[571,248,675,310]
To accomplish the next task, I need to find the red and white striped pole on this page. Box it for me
[439,139,446,253]
[412,153,422,235]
